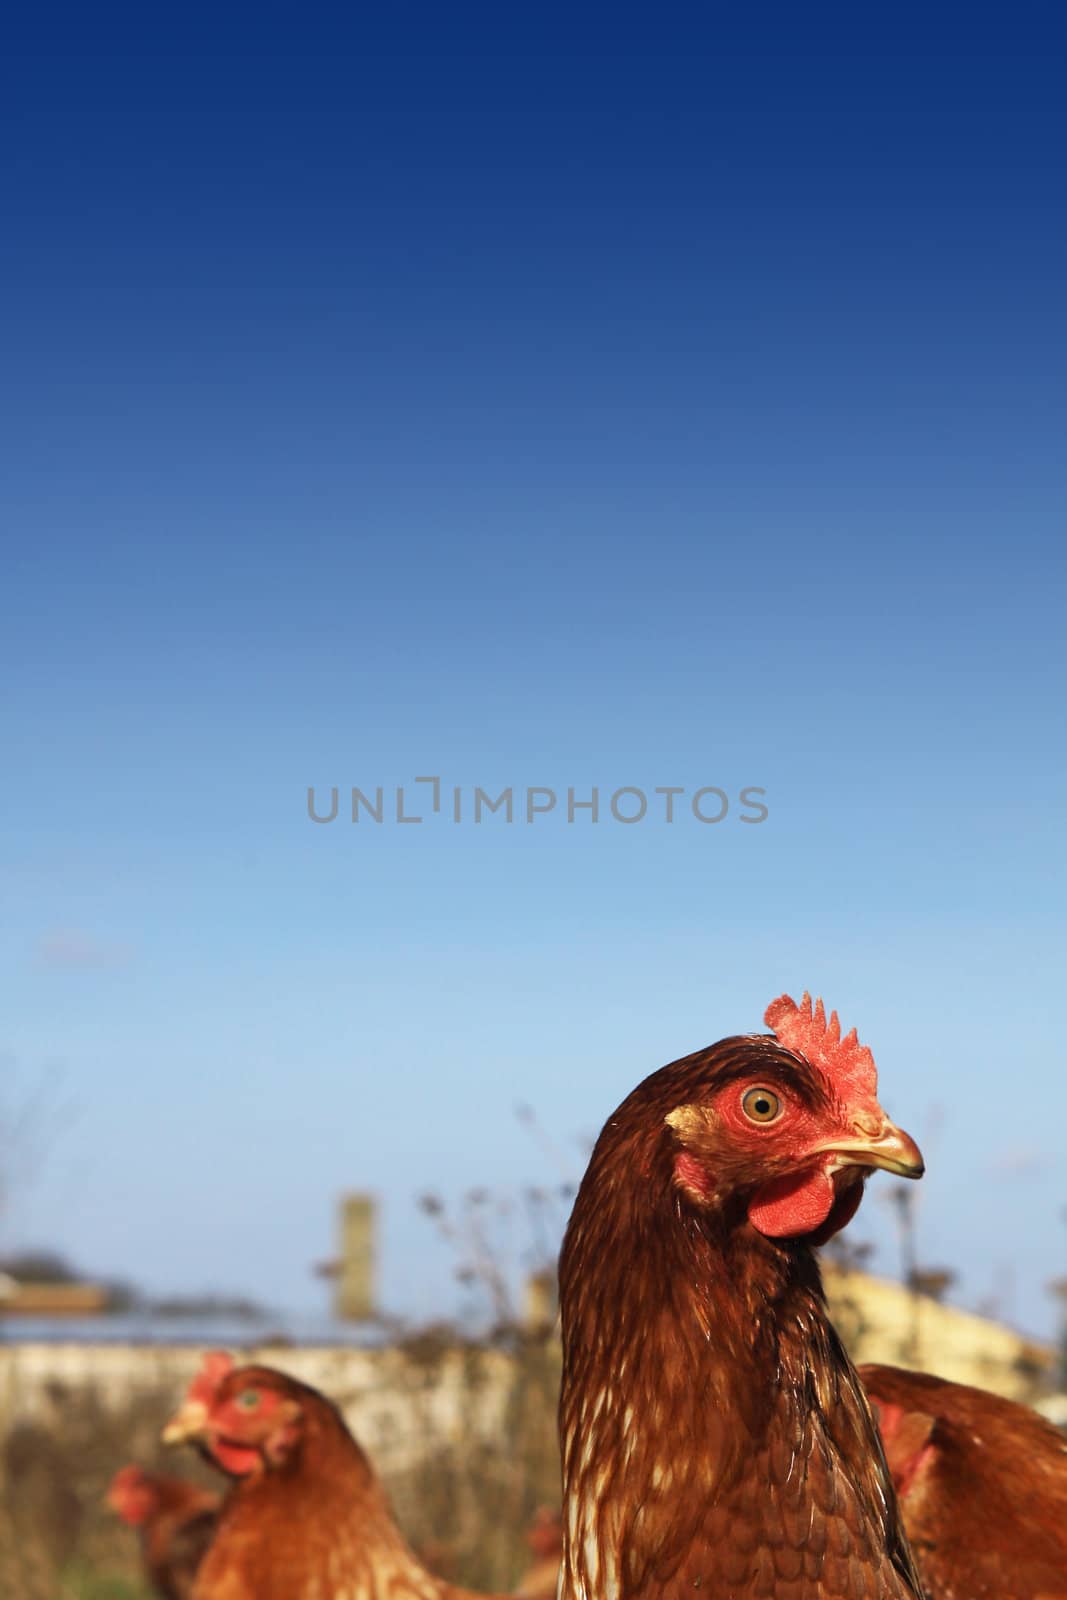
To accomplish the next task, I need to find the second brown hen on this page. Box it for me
[163,1352,511,1600]
[108,1466,221,1600]
[862,1363,1067,1600]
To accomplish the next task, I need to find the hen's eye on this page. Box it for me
[236,1389,260,1411]
[741,1087,782,1124]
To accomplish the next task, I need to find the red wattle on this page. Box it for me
[209,1438,262,1478]
[748,1167,835,1238]
[808,1175,865,1244]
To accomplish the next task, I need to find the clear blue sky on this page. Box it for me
[2,13,1065,1338]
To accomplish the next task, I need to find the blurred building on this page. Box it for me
[824,1261,1054,1401]
[0,1277,109,1317]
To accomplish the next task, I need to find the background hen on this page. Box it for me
[513,1506,562,1600]
[163,1352,511,1600]
[107,1465,221,1600]
[862,1363,1067,1600]
[558,992,926,1600]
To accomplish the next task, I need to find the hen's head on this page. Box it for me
[622,991,922,1246]
[107,1465,160,1525]
[161,1353,307,1478]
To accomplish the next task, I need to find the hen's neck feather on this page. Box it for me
[558,1118,921,1600]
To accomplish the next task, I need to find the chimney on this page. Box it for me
[336,1192,377,1322]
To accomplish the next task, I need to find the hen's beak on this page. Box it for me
[818,1120,925,1180]
[161,1400,210,1447]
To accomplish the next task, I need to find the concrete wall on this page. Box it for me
[0,1340,536,1479]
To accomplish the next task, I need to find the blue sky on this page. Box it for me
[2,15,1065,1338]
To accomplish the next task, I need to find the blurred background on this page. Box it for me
[1,9,1065,1597]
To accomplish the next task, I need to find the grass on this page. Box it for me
[55,1567,152,1600]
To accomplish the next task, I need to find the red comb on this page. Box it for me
[185,1349,234,1405]
[764,992,877,1099]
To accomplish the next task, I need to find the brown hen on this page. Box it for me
[163,1353,511,1600]
[861,1363,1067,1600]
[107,1465,220,1600]
[558,991,926,1600]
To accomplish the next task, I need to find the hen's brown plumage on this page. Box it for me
[861,1363,1067,1600]
[108,1467,220,1600]
[168,1362,508,1600]
[559,1015,924,1600]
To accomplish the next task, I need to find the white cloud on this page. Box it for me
[35,928,134,971]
